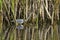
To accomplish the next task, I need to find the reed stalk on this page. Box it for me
[0,0,3,40]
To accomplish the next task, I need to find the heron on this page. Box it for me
[16,19,24,30]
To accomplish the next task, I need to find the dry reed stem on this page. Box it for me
[44,26,51,40]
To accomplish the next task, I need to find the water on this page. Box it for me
[16,25,24,30]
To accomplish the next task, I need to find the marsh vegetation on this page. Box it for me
[0,0,60,40]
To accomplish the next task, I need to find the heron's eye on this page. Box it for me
[16,19,24,24]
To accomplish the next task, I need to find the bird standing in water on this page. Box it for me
[16,19,24,30]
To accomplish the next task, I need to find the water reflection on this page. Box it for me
[16,25,24,30]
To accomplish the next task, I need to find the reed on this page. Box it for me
[0,0,3,40]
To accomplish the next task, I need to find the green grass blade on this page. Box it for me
[0,0,2,10]
[0,0,3,40]
[11,0,14,14]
